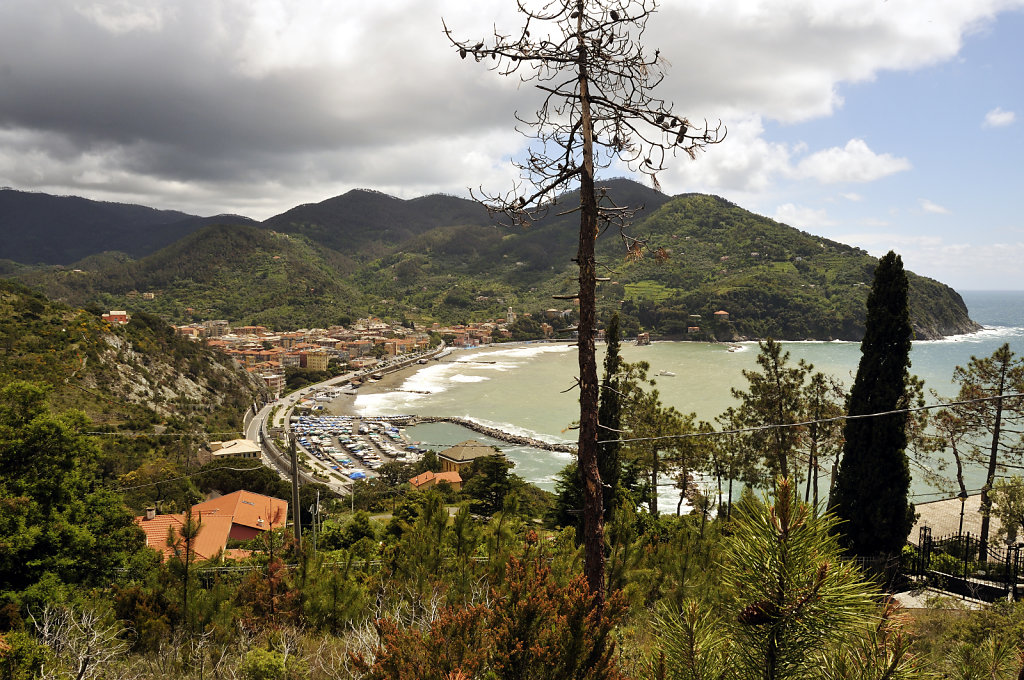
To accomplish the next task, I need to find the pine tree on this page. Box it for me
[653,478,890,680]
[731,339,811,483]
[946,343,1024,556]
[831,251,914,560]
[446,0,723,605]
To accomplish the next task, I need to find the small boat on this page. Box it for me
[658,370,676,377]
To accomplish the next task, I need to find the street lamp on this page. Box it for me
[958,489,969,539]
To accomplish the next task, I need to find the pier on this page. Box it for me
[408,415,577,454]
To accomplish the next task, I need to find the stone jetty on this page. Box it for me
[409,415,577,454]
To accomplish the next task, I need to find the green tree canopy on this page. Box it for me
[731,339,811,484]
[831,251,914,559]
[462,455,515,517]
[946,343,1024,552]
[0,381,144,609]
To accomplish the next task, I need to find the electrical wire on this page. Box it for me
[115,464,267,491]
[599,392,1024,445]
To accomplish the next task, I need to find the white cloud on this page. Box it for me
[794,139,911,184]
[841,235,1024,290]
[841,192,864,202]
[774,203,837,229]
[919,199,951,215]
[983,107,1016,128]
[73,0,169,34]
[647,0,1019,123]
[656,115,792,195]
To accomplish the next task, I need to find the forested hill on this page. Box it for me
[0,279,264,434]
[597,193,980,340]
[13,224,374,329]
[2,180,978,339]
[263,188,494,258]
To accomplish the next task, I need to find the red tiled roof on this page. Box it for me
[408,470,463,488]
[409,471,434,488]
[192,490,288,531]
[435,471,462,485]
[135,513,234,562]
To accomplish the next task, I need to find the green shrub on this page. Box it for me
[240,648,287,680]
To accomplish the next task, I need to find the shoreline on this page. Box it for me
[324,340,577,419]
[323,360,426,418]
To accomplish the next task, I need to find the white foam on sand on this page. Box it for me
[353,390,425,414]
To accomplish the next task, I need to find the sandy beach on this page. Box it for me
[323,360,432,418]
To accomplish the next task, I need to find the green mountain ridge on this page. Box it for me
[2,180,979,340]
[0,187,258,264]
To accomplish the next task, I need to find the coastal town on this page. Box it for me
[101,307,527,393]
[100,307,586,399]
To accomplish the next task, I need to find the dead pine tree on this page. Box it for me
[445,0,723,607]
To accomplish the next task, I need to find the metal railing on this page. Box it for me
[912,525,1022,601]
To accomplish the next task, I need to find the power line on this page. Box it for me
[85,430,246,438]
[599,392,1024,446]
[115,464,267,491]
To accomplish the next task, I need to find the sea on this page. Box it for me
[348,291,1024,507]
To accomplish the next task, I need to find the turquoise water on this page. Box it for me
[352,291,1024,502]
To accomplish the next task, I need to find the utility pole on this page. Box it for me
[290,434,302,550]
[312,489,320,554]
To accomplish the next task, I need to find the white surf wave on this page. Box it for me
[466,343,575,361]
[916,325,1024,345]
[353,391,423,414]
[399,364,456,394]
[450,374,489,383]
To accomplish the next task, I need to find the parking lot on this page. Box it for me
[291,414,427,484]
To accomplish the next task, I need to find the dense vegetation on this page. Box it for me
[0,279,266,522]
[833,252,916,559]
[4,181,977,340]
[0,283,1021,679]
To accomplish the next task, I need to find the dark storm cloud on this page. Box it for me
[0,0,521,192]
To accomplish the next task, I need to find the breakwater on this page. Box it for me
[409,415,577,454]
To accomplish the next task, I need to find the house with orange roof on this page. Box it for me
[192,490,289,542]
[135,508,235,562]
[408,470,463,491]
[102,310,130,324]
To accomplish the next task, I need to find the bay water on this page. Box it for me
[351,291,1024,504]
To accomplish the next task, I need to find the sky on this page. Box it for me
[0,0,1022,291]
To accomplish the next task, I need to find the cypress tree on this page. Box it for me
[831,251,914,559]
[597,313,623,521]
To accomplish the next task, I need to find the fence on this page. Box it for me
[912,526,1023,601]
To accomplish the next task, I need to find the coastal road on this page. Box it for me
[244,344,446,496]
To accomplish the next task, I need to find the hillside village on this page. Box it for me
[100,308,583,396]
[99,307,532,385]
